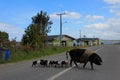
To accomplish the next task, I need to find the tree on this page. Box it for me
[22,11,53,49]
[0,31,9,47]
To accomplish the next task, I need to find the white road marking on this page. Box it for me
[48,47,104,80]
[94,47,104,52]
[48,67,73,80]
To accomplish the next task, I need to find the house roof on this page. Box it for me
[77,38,99,41]
[47,34,76,41]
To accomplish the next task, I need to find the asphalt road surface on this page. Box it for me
[0,45,120,80]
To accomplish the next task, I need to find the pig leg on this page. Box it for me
[90,62,94,70]
[74,61,78,67]
[83,61,88,68]
[70,59,73,67]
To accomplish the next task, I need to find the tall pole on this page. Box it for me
[56,12,66,46]
[80,29,81,40]
[79,29,81,46]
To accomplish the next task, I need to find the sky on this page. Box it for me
[0,0,120,41]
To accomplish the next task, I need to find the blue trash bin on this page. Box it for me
[5,50,10,60]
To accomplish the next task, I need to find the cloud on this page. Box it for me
[103,0,120,16]
[110,9,120,16]
[0,22,23,34]
[85,15,104,22]
[0,22,24,41]
[84,18,120,40]
[0,22,10,27]
[50,13,59,19]
[64,11,81,19]
[50,11,81,19]
[104,0,120,4]
[85,18,120,31]
[85,23,109,29]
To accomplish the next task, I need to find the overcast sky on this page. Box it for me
[0,0,120,41]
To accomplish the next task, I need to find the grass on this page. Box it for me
[0,46,76,64]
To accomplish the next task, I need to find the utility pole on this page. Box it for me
[80,29,81,40]
[79,29,81,46]
[56,12,66,46]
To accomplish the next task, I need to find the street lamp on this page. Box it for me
[56,12,66,46]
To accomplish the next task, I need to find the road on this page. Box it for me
[0,45,120,80]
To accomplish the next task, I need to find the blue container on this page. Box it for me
[5,50,10,60]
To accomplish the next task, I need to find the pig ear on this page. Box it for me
[99,57,102,62]
[97,54,102,62]
[93,53,103,62]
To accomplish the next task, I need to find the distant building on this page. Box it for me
[46,35,76,46]
[77,38,101,46]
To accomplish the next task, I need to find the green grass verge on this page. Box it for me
[0,46,76,64]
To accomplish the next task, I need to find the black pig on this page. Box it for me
[66,48,102,69]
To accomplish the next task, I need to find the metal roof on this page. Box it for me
[77,38,99,41]
[47,35,76,41]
